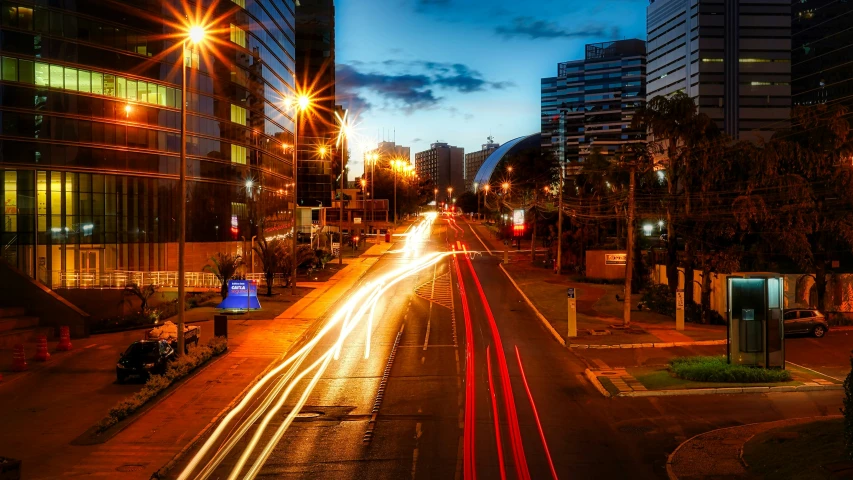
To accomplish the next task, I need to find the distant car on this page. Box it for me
[783,308,829,338]
[116,340,176,383]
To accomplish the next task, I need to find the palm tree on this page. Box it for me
[204,253,243,299]
[282,245,318,287]
[253,237,287,296]
[123,283,157,313]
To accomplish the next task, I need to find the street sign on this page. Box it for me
[676,290,684,310]
[331,242,340,256]
[354,217,362,224]
[605,253,627,265]
[513,209,525,226]
[567,288,575,299]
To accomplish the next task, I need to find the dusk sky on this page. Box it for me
[335,0,648,177]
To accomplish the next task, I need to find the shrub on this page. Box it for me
[641,284,675,318]
[95,337,227,432]
[826,312,853,327]
[843,353,853,460]
[669,356,792,383]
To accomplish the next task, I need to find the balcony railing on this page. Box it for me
[56,271,287,289]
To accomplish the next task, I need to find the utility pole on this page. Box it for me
[556,163,563,274]
[531,188,537,265]
[338,136,346,265]
[623,163,636,327]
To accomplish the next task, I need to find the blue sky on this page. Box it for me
[335,0,648,177]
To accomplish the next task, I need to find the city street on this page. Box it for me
[169,215,845,479]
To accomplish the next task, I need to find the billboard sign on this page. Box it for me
[513,209,525,226]
[217,280,262,310]
[605,253,627,265]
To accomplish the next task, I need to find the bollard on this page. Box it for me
[12,344,27,371]
[56,326,73,351]
[33,335,50,362]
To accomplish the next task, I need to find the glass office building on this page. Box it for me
[541,39,646,168]
[0,0,297,286]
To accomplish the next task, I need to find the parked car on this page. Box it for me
[783,308,829,338]
[116,339,176,383]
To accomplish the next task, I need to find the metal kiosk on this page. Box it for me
[726,273,785,369]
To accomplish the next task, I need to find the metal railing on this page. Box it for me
[57,270,288,289]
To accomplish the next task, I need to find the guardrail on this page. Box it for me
[57,271,287,289]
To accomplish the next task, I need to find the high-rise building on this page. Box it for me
[646,0,791,141]
[792,1,853,107]
[296,0,335,207]
[464,137,500,192]
[415,143,464,201]
[541,39,647,166]
[0,1,296,285]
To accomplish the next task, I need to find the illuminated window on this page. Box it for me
[701,58,723,63]
[230,24,247,48]
[231,104,247,125]
[4,171,17,233]
[231,144,247,164]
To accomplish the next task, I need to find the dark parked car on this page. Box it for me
[116,339,176,383]
[783,309,829,338]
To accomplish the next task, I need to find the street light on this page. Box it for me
[447,186,453,205]
[177,23,207,356]
[335,110,351,264]
[285,91,314,294]
[434,188,438,210]
[367,152,378,242]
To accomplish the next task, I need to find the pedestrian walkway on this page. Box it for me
[667,416,842,479]
[50,253,387,479]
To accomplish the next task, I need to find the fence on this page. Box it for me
[57,271,287,289]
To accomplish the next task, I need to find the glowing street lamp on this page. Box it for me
[336,109,351,261]
[286,90,314,294]
[177,23,207,356]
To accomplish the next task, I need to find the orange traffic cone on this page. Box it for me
[33,335,50,362]
[56,326,73,351]
[12,344,27,371]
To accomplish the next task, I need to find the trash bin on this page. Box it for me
[385,231,391,243]
[214,314,228,338]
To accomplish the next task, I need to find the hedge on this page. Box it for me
[668,356,792,383]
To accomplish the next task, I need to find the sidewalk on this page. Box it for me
[666,416,842,479]
[8,247,390,479]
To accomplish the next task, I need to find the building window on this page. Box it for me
[230,24,247,48]
[4,171,17,233]
[231,144,247,165]
[231,104,247,125]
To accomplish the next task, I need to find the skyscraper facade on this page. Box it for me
[295,0,335,207]
[0,0,296,285]
[415,143,463,201]
[542,39,647,167]
[792,1,853,107]
[647,0,791,140]
[464,138,499,192]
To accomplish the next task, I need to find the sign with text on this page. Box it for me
[354,217,362,224]
[217,280,261,310]
[567,287,575,299]
[676,291,685,310]
[604,253,627,265]
[513,209,525,226]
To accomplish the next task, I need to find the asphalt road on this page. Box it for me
[172,215,845,480]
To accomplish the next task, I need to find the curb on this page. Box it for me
[583,368,611,398]
[569,339,727,349]
[152,248,383,479]
[665,415,842,480]
[498,263,566,347]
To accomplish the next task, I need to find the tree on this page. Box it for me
[455,191,478,213]
[204,253,243,299]
[123,283,157,313]
[253,237,287,296]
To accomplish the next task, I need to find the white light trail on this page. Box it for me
[181,213,447,480]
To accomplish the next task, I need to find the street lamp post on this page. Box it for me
[393,160,399,225]
[447,186,453,207]
[288,94,311,295]
[177,25,206,357]
[335,111,350,264]
[434,188,438,211]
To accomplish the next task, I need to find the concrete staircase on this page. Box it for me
[0,307,51,348]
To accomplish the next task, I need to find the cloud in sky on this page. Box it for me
[336,61,513,113]
[495,17,619,40]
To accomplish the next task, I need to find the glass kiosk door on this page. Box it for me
[727,275,785,368]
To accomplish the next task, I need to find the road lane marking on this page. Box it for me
[411,422,423,480]
[452,247,477,480]
[424,263,437,351]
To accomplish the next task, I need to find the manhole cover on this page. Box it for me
[116,465,145,473]
[295,411,322,419]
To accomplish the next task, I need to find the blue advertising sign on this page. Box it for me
[217,280,262,310]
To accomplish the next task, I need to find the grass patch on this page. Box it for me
[95,337,227,433]
[669,356,792,383]
[743,418,851,479]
